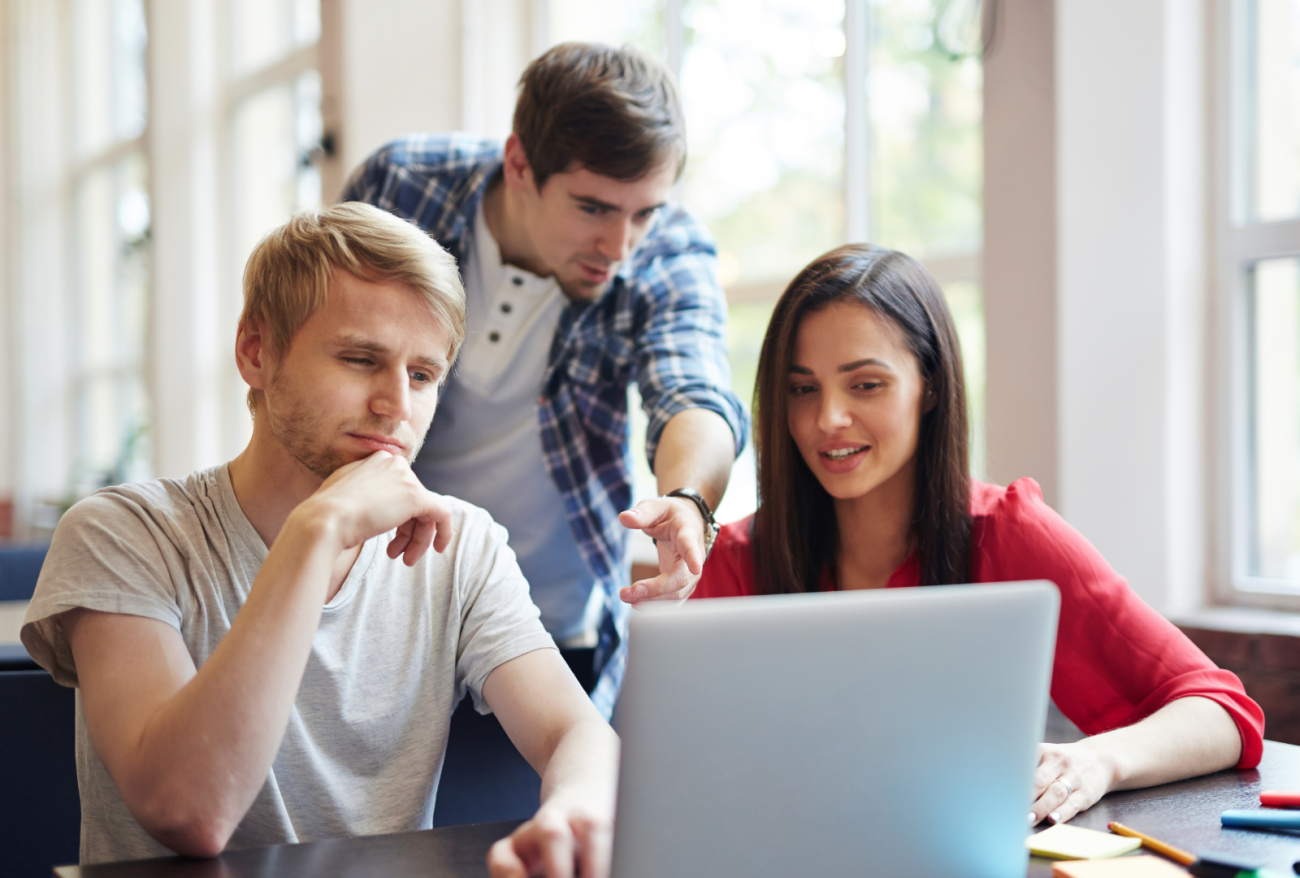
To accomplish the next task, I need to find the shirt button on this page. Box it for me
[501,303,513,314]
[489,331,501,342]
[512,276,523,286]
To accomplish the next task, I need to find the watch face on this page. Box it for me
[703,522,719,554]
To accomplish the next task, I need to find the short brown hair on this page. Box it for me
[514,42,686,189]
[239,202,466,412]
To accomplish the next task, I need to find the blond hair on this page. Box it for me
[239,202,465,412]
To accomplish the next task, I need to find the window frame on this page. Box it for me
[1215,0,1300,608]
[63,0,153,502]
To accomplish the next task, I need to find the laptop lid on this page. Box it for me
[612,581,1059,878]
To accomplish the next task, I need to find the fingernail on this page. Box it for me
[634,586,647,600]
[1028,813,1037,825]
[1048,812,1061,824]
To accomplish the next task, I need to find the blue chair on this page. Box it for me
[0,542,48,602]
[1,542,77,876]
[432,647,598,827]
[1,543,46,672]
[433,694,542,827]
[0,669,80,877]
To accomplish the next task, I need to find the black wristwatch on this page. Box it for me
[663,488,720,557]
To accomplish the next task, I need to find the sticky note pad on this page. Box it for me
[1052,855,1192,878]
[1027,824,1143,860]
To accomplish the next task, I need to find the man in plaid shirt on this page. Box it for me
[342,43,748,718]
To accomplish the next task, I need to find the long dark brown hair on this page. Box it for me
[752,244,971,593]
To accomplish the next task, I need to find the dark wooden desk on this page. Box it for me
[52,820,522,878]
[56,742,1300,878]
[1027,740,1300,876]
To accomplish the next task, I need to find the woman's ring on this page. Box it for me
[1055,778,1073,798]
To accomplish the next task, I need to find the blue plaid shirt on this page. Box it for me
[342,134,749,715]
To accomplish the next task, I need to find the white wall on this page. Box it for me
[322,0,532,202]
[983,0,1058,507]
[983,0,1213,615]
[1054,0,1209,615]
[328,0,463,189]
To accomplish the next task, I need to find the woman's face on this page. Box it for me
[786,300,928,504]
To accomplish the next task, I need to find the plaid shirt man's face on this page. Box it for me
[511,158,677,301]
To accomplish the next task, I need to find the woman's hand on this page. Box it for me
[1030,697,1244,826]
[1028,741,1117,825]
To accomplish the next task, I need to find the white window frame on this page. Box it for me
[1215,0,1300,608]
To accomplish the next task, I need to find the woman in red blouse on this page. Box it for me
[689,244,1263,826]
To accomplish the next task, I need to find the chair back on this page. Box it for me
[0,669,80,877]
[0,543,49,602]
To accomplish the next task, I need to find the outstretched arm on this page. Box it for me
[618,408,736,604]
[65,452,453,857]
[485,649,620,878]
[1029,695,1242,825]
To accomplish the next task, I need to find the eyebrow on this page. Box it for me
[571,194,667,214]
[334,335,448,372]
[789,358,894,375]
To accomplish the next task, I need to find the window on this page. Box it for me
[68,0,151,506]
[2,0,327,539]
[1224,0,1300,597]
[222,0,325,455]
[546,0,984,523]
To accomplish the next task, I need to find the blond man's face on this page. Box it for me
[256,270,452,479]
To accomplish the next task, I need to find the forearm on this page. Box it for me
[538,717,621,814]
[1082,696,1243,791]
[653,408,736,509]
[114,513,339,852]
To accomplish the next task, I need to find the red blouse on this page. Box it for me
[693,478,1265,768]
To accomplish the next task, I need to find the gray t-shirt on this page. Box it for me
[21,464,556,865]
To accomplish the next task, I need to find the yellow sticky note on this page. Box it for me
[1027,824,1142,860]
[1052,855,1191,878]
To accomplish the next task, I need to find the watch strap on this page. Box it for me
[663,488,720,555]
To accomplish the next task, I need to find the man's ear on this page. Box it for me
[235,319,274,392]
[501,133,538,195]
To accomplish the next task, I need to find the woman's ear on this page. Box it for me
[922,382,939,414]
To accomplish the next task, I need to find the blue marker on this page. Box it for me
[1222,809,1300,830]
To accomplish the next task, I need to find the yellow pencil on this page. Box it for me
[1107,821,1195,866]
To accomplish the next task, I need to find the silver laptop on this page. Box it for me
[612,581,1059,878]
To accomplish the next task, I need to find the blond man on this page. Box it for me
[21,203,618,876]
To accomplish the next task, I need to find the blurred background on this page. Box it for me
[1,0,1299,625]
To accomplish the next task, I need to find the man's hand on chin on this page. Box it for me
[487,797,613,878]
[293,451,454,566]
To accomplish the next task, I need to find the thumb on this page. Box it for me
[619,503,651,526]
